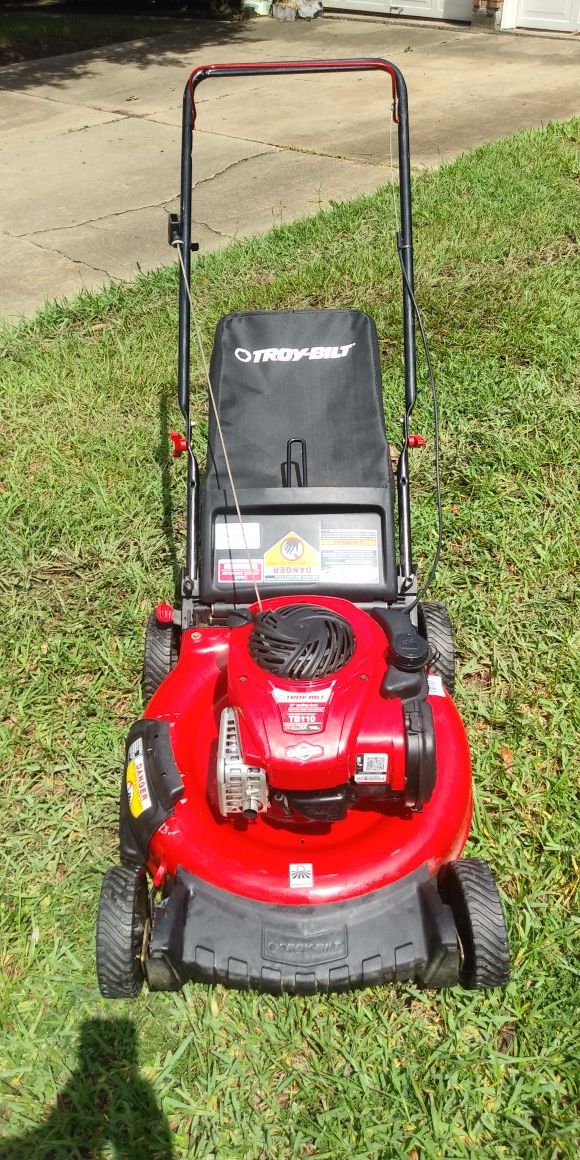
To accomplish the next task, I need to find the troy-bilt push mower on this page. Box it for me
[96,59,509,997]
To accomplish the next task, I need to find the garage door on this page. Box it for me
[325,0,472,21]
[515,0,580,28]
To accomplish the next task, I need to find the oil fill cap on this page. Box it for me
[389,631,429,672]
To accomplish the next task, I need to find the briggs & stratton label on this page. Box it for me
[272,685,333,734]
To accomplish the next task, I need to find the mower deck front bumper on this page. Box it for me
[145,865,460,994]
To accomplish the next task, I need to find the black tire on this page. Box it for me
[96,866,149,998]
[438,858,510,989]
[142,611,180,703]
[418,601,456,695]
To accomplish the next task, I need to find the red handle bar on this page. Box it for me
[187,58,400,125]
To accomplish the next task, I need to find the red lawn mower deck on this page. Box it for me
[96,59,510,998]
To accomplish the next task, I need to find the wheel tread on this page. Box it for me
[438,857,510,989]
[96,866,148,998]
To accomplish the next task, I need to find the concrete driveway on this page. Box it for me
[0,15,578,320]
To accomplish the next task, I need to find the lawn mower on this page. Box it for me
[96,59,510,997]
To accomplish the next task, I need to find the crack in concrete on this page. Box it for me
[9,195,179,239]
[8,150,271,240]
[17,233,120,281]
[191,148,273,190]
[195,127,386,168]
[61,116,124,137]
[0,86,82,107]
[191,218,234,241]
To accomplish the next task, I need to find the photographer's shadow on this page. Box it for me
[0,1017,174,1160]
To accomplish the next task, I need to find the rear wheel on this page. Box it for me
[142,611,180,703]
[96,866,149,998]
[438,858,510,989]
[418,601,455,695]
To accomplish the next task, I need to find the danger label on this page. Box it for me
[264,532,319,584]
[273,685,333,734]
[126,738,151,817]
[218,559,263,584]
[320,528,379,584]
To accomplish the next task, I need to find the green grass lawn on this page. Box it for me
[1,120,579,1159]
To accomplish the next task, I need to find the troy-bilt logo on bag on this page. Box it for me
[234,343,356,364]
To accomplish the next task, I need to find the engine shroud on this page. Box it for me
[249,604,355,680]
[228,597,401,795]
[143,596,473,905]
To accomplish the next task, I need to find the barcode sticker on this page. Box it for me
[363,753,388,774]
[354,753,389,784]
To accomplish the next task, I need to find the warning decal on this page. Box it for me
[289,863,314,889]
[320,528,379,584]
[126,738,152,818]
[427,674,445,698]
[264,531,320,584]
[218,559,263,584]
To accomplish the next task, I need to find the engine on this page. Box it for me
[215,598,436,825]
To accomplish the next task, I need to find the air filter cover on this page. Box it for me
[249,604,355,681]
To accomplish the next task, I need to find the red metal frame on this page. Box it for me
[187,59,400,125]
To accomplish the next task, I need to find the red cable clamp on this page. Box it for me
[169,431,187,457]
[408,434,426,448]
[155,603,174,625]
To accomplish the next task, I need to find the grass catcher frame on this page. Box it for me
[169,59,418,614]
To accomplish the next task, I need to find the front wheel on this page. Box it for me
[96,866,149,998]
[438,858,510,989]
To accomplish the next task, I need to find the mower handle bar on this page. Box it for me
[176,59,417,587]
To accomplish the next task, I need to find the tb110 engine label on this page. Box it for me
[272,685,333,734]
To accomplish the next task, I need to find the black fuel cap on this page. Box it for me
[389,631,429,672]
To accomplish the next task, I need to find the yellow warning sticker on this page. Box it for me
[125,739,152,818]
[264,531,320,584]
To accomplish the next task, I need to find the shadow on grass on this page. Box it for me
[0,1017,174,1160]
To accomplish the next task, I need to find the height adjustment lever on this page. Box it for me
[169,432,188,457]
